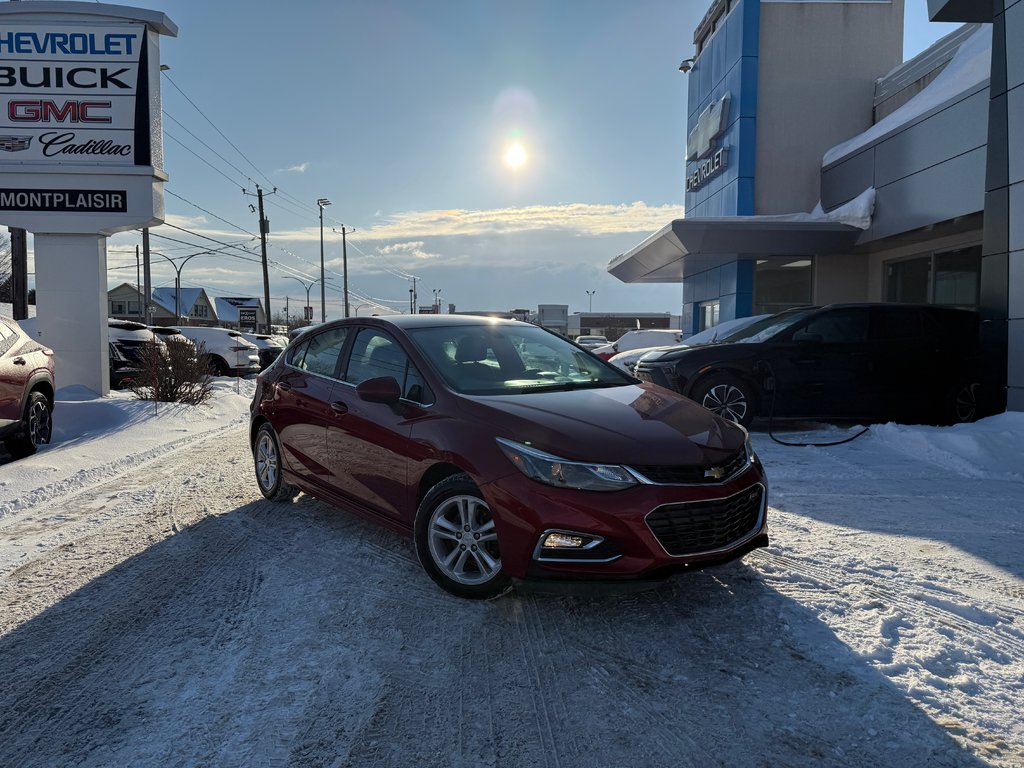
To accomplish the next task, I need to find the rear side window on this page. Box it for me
[290,327,349,377]
[871,308,923,341]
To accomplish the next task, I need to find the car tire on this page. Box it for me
[947,381,981,424]
[5,391,52,459]
[210,356,230,377]
[692,374,756,427]
[414,474,511,599]
[253,423,296,501]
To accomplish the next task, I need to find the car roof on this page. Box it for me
[334,314,533,330]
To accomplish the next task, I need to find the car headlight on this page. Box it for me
[496,438,637,492]
[739,426,757,465]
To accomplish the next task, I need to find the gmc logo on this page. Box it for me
[8,100,112,124]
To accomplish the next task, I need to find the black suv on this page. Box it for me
[634,304,985,427]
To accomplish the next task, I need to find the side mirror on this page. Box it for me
[792,330,823,344]
[356,376,402,404]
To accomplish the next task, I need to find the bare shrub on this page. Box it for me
[130,339,214,405]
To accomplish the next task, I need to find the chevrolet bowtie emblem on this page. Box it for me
[686,94,730,161]
[704,466,725,480]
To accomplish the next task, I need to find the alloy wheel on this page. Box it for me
[702,383,748,423]
[954,383,979,423]
[427,495,502,586]
[27,399,52,447]
[255,431,279,492]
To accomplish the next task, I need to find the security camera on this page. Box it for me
[678,58,695,74]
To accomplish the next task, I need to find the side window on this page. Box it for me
[871,308,924,341]
[287,338,310,368]
[797,310,868,343]
[345,329,408,386]
[404,363,435,405]
[0,322,16,355]
[296,327,348,377]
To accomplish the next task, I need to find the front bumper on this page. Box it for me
[480,461,768,581]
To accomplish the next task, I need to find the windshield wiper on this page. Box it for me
[515,380,622,393]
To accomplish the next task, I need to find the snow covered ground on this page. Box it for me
[0,383,1021,767]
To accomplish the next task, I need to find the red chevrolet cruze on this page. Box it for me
[250,315,768,598]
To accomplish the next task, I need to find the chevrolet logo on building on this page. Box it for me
[686,94,730,161]
[0,135,32,152]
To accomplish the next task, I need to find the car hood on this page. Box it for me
[643,342,761,365]
[458,382,745,466]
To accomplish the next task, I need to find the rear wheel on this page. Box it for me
[210,356,230,376]
[5,391,52,459]
[949,381,981,424]
[692,374,755,427]
[253,423,296,501]
[414,474,511,599]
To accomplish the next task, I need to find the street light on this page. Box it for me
[153,249,220,322]
[282,275,329,323]
[317,198,331,322]
[432,288,442,313]
[586,290,596,312]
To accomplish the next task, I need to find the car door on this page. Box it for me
[0,321,23,426]
[327,327,433,522]
[271,326,350,490]
[766,308,872,418]
[867,306,933,422]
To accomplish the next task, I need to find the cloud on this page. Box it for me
[352,201,685,241]
[277,162,310,174]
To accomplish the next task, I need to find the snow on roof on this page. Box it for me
[823,24,992,167]
[214,297,263,323]
[152,287,204,316]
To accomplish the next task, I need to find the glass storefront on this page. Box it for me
[884,245,981,308]
[752,257,814,315]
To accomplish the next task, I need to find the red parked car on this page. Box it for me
[250,315,768,598]
[0,317,55,459]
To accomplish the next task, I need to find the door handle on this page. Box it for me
[13,357,26,366]
[330,401,348,415]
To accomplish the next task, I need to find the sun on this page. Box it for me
[504,142,527,169]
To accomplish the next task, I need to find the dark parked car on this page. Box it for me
[250,315,768,598]
[635,304,985,427]
[109,342,143,390]
[0,317,55,458]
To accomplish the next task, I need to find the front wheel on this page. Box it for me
[5,391,52,459]
[692,374,756,427]
[414,474,511,599]
[253,423,296,501]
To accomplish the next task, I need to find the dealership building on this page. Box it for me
[609,0,1022,411]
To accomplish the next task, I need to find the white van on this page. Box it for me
[172,326,260,376]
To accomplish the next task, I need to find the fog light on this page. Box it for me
[543,532,587,549]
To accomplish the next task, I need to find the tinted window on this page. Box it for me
[294,327,348,377]
[871,308,923,341]
[345,329,408,385]
[796,309,868,343]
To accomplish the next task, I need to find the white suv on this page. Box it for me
[172,326,260,376]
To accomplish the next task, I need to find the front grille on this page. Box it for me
[629,448,747,485]
[646,485,764,557]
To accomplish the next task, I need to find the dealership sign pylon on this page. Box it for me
[0,2,177,395]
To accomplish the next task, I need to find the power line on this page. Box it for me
[163,130,247,189]
[162,72,276,189]
[163,110,255,186]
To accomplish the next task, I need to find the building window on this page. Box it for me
[111,301,126,315]
[884,245,980,308]
[700,300,721,330]
[191,304,209,319]
[752,256,814,315]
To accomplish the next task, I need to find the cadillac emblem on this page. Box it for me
[0,136,32,152]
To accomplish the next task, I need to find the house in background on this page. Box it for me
[150,287,218,326]
[214,297,266,332]
[107,282,147,322]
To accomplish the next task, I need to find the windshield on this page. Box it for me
[406,324,632,395]
[718,309,816,344]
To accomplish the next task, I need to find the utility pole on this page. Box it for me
[245,185,276,333]
[10,227,28,320]
[317,198,331,322]
[135,244,142,317]
[333,225,353,318]
[142,227,152,324]
[411,276,418,314]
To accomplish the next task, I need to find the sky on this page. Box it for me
[25,0,969,320]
